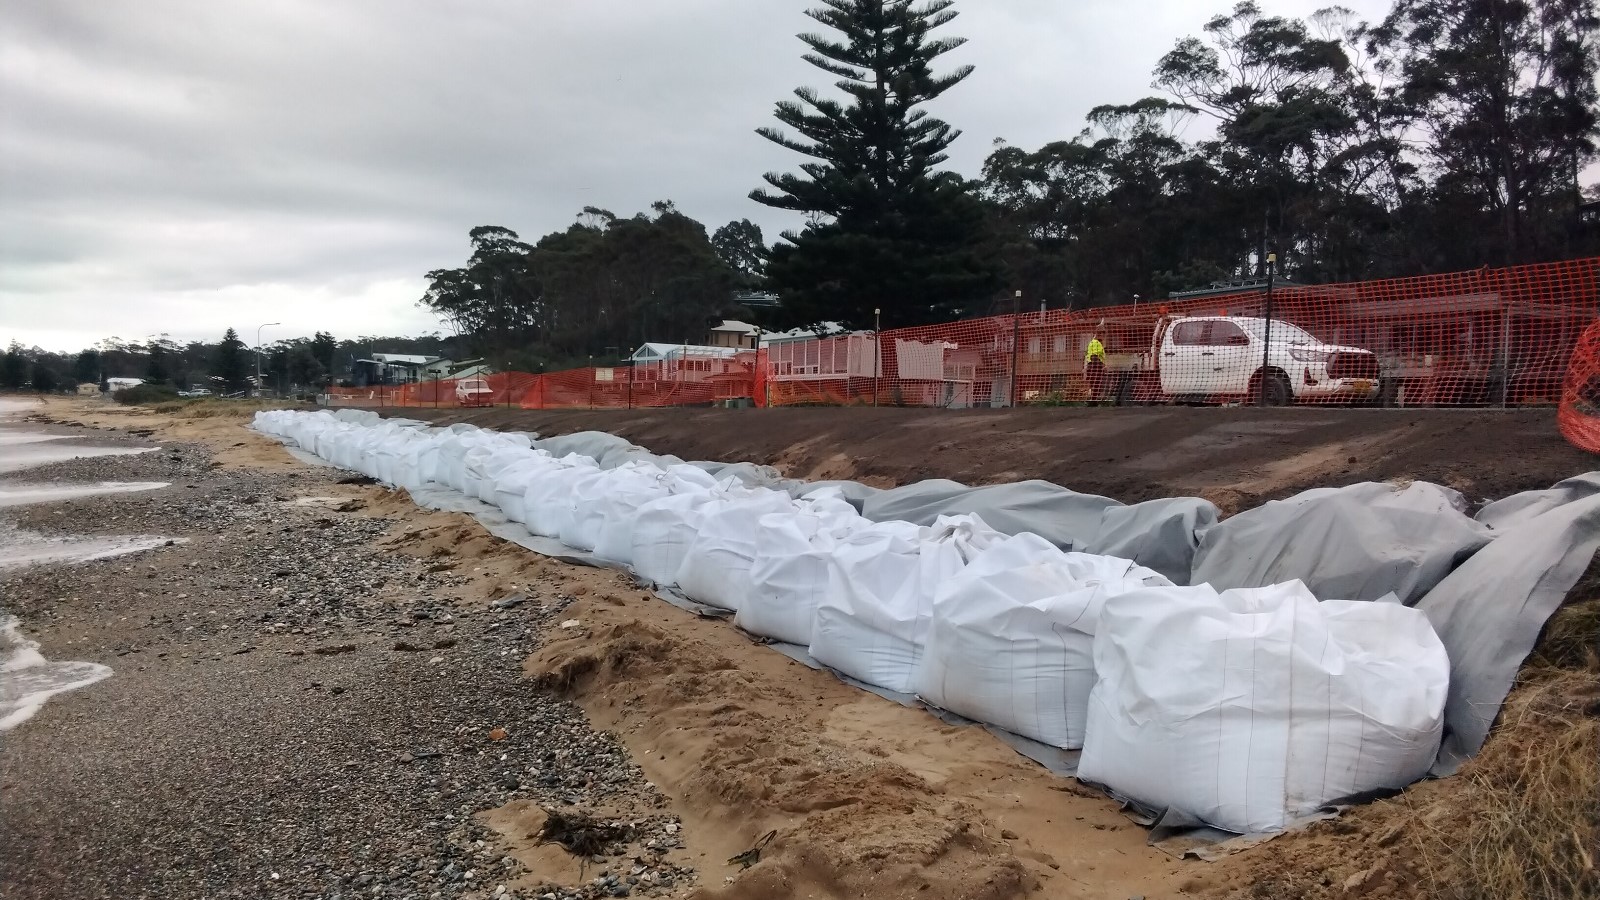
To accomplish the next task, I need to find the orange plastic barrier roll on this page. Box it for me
[1559,321,1600,454]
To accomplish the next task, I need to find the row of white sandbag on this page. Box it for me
[253,410,1450,834]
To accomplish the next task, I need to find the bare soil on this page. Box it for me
[393,406,1594,511]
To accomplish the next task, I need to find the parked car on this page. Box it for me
[1114,315,1380,405]
[455,377,495,408]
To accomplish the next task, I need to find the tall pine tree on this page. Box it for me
[752,0,1000,329]
[212,328,249,394]
[145,341,170,385]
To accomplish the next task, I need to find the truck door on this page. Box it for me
[1207,320,1257,395]
[1161,319,1211,395]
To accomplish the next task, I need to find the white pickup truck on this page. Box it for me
[1113,315,1381,405]
[454,377,495,408]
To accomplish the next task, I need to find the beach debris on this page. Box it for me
[727,829,776,870]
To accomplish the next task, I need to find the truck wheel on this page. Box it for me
[1252,370,1292,406]
[1113,374,1134,407]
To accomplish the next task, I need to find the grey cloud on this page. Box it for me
[0,0,1393,351]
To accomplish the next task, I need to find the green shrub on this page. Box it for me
[112,383,181,405]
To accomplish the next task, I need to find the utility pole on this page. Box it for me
[873,308,882,407]
[256,322,280,397]
[1009,291,1022,407]
[1259,253,1277,407]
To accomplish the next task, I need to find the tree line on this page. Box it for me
[422,0,1598,363]
[0,330,454,394]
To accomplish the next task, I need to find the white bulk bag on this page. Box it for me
[490,455,556,523]
[1078,581,1449,834]
[675,488,799,610]
[414,436,449,486]
[809,514,1002,694]
[915,533,1172,749]
[564,463,662,553]
[473,446,533,503]
[736,505,869,645]
[437,435,481,493]
[524,457,601,538]
[630,491,717,586]
[594,466,717,565]
[457,444,505,498]
[389,433,429,491]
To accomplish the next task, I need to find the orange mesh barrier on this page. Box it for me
[1558,320,1600,454]
[761,257,1598,410]
[322,258,1597,414]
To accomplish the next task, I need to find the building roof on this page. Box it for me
[709,320,760,335]
[759,323,850,346]
[632,343,741,361]
[448,364,493,379]
[371,353,439,366]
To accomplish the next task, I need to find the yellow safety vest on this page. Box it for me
[1085,338,1106,365]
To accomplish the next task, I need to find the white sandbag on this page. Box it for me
[594,466,717,565]
[1078,581,1449,834]
[630,491,716,586]
[915,533,1172,749]
[473,446,535,503]
[675,488,799,610]
[490,455,556,523]
[562,463,656,551]
[524,457,602,538]
[735,504,869,645]
[809,514,1002,694]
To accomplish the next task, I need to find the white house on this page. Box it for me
[705,320,761,350]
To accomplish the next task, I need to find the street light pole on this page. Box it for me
[256,322,280,397]
[873,308,882,407]
[1259,253,1277,407]
[1009,290,1022,407]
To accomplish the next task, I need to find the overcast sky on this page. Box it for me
[2,0,1402,353]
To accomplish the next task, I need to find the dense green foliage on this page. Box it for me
[417,205,744,370]
[112,383,181,405]
[983,0,1599,311]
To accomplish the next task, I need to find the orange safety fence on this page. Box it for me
[761,257,1599,410]
[323,257,1599,419]
[1558,320,1600,454]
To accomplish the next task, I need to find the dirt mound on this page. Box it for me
[396,406,1595,510]
[527,615,1043,900]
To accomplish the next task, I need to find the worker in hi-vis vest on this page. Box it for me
[1085,333,1108,401]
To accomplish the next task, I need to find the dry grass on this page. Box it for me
[1416,553,1600,900]
[146,398,309,419]
[1419,667,1600,900]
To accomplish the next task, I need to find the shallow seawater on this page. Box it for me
[0,614,114,730]
[0,403,174,727]
[0,481,170,508]
[0,441,159,475]
[0,526,187,570]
